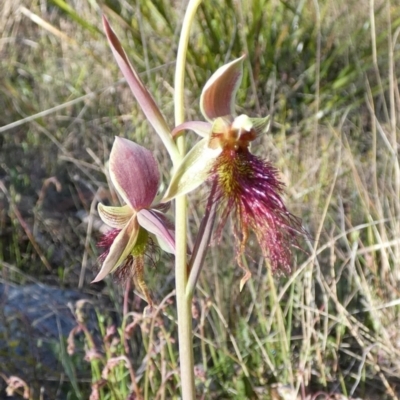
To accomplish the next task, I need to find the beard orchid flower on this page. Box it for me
[93,137,175,303]
[163,56,304,288]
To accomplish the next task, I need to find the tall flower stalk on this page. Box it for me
[173,0,203,397]
[95,2,304,398]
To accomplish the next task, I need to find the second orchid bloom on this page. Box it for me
[94,137,175,304]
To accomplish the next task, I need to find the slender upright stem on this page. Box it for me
[174,0,203,134]
[174,0,202,398]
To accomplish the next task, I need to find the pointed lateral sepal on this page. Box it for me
[200,55,246,121]
[137,208,175,254]
[92,216,139,282]
[102,16,172,146]
[162,138,222,202]
[171,121,212,139]
[109,137,159,210]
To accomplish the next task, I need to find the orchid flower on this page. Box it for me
[93,137,175,301]
[163,56,303,288]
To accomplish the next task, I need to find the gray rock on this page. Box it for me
[0,283,96,398]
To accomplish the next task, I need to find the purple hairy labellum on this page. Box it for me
[210,146,303,275]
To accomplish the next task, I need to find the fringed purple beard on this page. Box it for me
[210,147,303,273]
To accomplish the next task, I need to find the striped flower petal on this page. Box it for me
[245,116,271,137]
[92,215,140,282]
[137,208,175,254]
[171,121,212,139]
[98,204,133,229]
[109,137,159,210]
[200,55,246,122]
[102,16,175,156]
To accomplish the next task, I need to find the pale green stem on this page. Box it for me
[174,0,203,137]
[174,0,202,399]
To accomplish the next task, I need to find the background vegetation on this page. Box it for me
[1,0,400,398]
